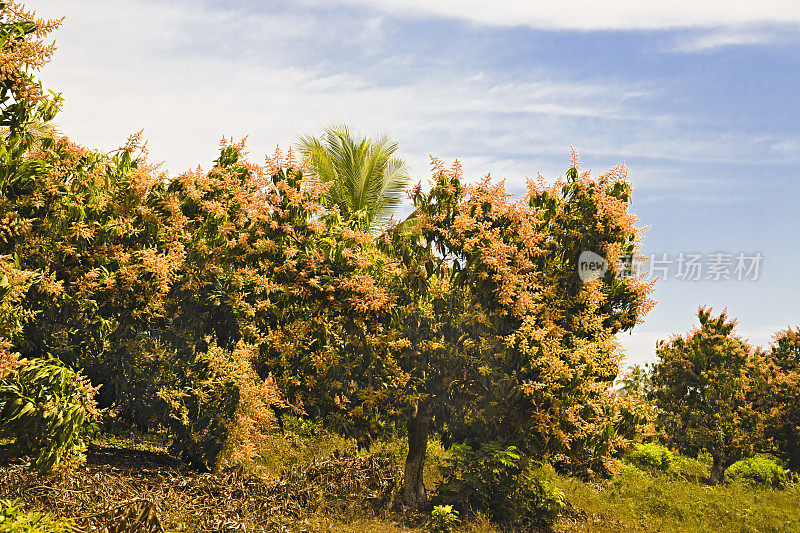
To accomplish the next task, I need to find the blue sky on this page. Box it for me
[33,0,800,366]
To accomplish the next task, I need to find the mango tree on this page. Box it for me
[381,156,654,507]
[650,307,762,483]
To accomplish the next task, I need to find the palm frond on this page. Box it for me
[298,125,410,233]
[0,116,60,142]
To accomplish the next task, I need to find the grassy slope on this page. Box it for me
[554,467,800,533]
[3,424,798,532]
[250,421,800,532]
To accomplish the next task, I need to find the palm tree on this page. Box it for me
[0,115,60,142]
[619,364,651,397]
[298,125,409,233]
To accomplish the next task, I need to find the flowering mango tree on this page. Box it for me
[379,155,655,507]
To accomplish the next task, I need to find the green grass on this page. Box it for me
[552,464,800,532]
[93,430,170,454]
[252,425,800,532]
[289,510,501,532]
[253,416,355,479]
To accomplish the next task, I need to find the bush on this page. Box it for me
[672,453,711,481]
[434,443,564,528]
[427,505,460,533]
[0,358,98,471]
[724,457,787,488]
[625,443,674,473]
[0,257,39,379]
[161,341,280,471]
[0,499,73,533]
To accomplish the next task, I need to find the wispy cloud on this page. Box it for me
[315,0,800,31]
[32,0,790,197]
[669,27,785,53]
[768,138,800,160]
[32,0,796,190]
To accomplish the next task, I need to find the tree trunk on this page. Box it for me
[710,455,727,484]
[403,399,433,510]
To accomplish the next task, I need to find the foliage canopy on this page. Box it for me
[651,307,762,483]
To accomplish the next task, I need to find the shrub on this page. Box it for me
[434,443,565,528]
[672,453,711,481]
[0,257,39,379]
[0,499,73,533]
[724,457,786,488]
[626,443,674,473]
[0,358,98,471]
[617,462,647,479]
[427,505,460,533]
[161,341,279,471]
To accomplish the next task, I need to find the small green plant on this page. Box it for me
[724,457,787,488]
[434,443,565,528]
[0,499,73,533]
[0,358,98,471]
[625,443,674,473]
[427,505,460,533]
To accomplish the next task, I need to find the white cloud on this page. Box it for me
[316,0,800,31]
[30,0,791,189]
[670,28,781,52]
[28,2,646,178]
[769,138,800,160]
[737,326,782,348]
